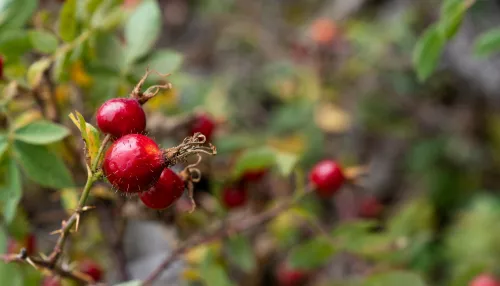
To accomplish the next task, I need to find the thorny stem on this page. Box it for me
[141,187,313,286]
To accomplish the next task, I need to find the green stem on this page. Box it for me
[91,134,111,172]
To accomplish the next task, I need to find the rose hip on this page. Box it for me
[222,186,247,209]
[103,134,164,193]
[191,113,216,141]
[276,263,309,286]
[140,168,185,210]
[309,160,345,197]
[79,259,103,282]
[96,98,146,138]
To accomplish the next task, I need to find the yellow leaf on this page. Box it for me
[70,61,92,87]
[181,268,201,281]
[60,188,79,214]
[55,84,72,105]
[314,103,351,133]
[344,165,368,180]
[144,87,178,112]
[185,244,209,264]
[267,134,305,154]
[12,110,42,129]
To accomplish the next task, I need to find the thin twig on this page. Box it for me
[142,189,312,286]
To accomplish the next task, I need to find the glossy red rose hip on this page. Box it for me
[309,160,345,197]
[191,114,216,141]
[470,274,500,286]
[80,260,103,282]
[140,168,185,210]
[103,134,164,193]
[96,98,146,138]
[222,187,247,209]
[276,263,309,286]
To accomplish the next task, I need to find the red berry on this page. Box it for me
[241,169,267,182]
[191,114,216,141]
[79,260,103,282]
[276,263,309,286]
[309,160,345,197]
[358,196,383,219]
[140,168,185,210]
[470,274,500,286]
[25,233,36,255]
[7,234,36,255]
[103,134,164,193]
[96,98,146,138]
[222,187,247,209]
[42,276,61,286]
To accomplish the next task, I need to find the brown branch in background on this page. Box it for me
[141,189,310,286]
[1,253,93,285]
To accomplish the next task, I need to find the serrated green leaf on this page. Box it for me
[0,134,8,159]
[58,0,77,42]
[412,24,445,82]
[68,111,101,163]
[274,151,298,176]
[14,121,70,145]
[135,49,183,79]
[124,0,161,63]
[233,147,276,178]
[288,237,337,270]
[13,141,73,188]
[226,235,256,273]
[362,271,426,286]
[114,281,142,286]
[27,58,51,88]
[0,30,31,58]
[91,32,125,71]
[0,157,22,223]
[474,28,500,57]
[0,0,37,30]
[28,30,58,54]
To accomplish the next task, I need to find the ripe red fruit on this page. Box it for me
[309,160,345,197]
[42,276,61,286]
[276,263,309,286]
[96,98,146,138]
[191,114,216,141]
[79,260,103,282]
[358,196,383,219]
[140,168,185,210]
[222,187,247,209]
[241,169,267,182]
[470,274,500,286]
[103,134,164,193]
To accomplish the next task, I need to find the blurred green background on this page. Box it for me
[2,0,500,285]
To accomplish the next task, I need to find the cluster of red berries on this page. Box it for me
[96,96,216,210]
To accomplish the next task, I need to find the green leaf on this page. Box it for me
[97,7,125,31]
[362,271,426,286]
[0,227,6,255]
[52,50,70,82]
[124,0,161,63]
[226,235,256,273]
[28,30,58,54]
[13,141,74,189]
[58,0,77,42]
[474,28,500,57]
[412,24,446,82]
[26,58,51,88]
[68,112,101,163]
[0,0,37,30]
[114,281,142,286]
[200,249,233,286]
[135,49,183,79]
[274,151,298,176]
[0,30,31,58]
[232,147,276,178]
[91,32,126,71]
[0,157,22,223]
[288,237,337,270]
[14,121,70,145]
[0,133,8,159]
